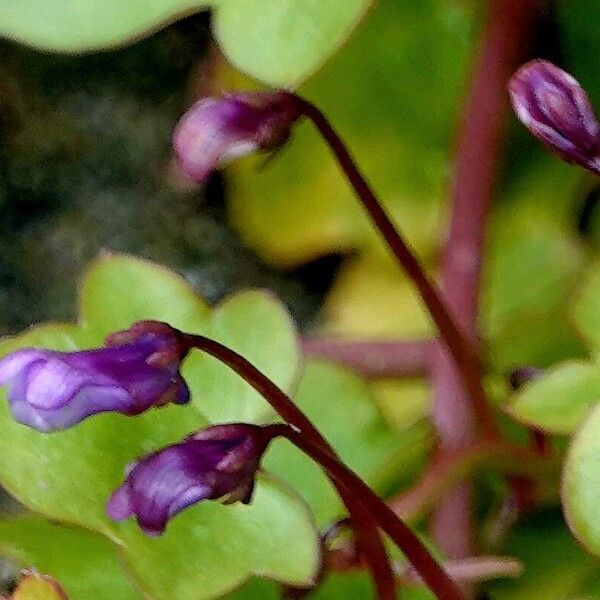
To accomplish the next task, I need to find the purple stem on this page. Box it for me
[430,0,539,561]
[301,337,432,378]
[292,95,496,438]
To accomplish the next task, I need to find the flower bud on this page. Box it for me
[106,423,279,535]
[0,321,189,432]
[172,91,301,182]
[509,60,600,174]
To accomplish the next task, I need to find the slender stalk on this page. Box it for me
[301,336,432,378]
[430,0,539,560]
[343,491,398,600]
[183,333,464,600]
[292,96,496,437]
[281,426,465,600]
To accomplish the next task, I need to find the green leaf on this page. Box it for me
[572,261,600,351]
[10,572,68,600]
[264,361,433,525]
[488,512,599,600]
[0,254,319,599]
[213,0,372,87]
[0,1,371,87]
[508,361,600,435]
[0,517,139,600]
[563,402,600,558]
[80,253,298,423]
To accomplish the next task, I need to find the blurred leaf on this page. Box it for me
[323,251,433,338]
[0,254,319,599]
[508,360,600,435]
[80,254,298,423]
[0,517,138,600]
[572,261,600,351]
[0,0,370,87]
[213,0,373,87]
[563,402,600,559]
[10,572,68,600]
[488,511,598,600]
[225,572,434,599]
[265,361,433,525]
[223,0,472,267]
[482,162,587,371]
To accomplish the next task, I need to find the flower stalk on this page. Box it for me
[182,333,465,600]
[290,96,496,439]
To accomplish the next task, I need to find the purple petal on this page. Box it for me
[0,349,52,384]
[106,483,134,521]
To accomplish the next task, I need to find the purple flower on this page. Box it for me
[172,91,301,182]
[107,423,279,535]
[0,321,189,432]
[509,60,600,174]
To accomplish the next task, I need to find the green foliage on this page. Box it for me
[224,0,472,268]
[572,261,600,351]
[508,361,600,435]
[264,361,432,525]
[0,253,319,600]
[488,512,600,600]
[0,517,138,600]
[562,403,600,559]
[0,253,419,599]
[0,0,371,86]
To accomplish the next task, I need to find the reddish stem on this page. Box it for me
[293,96,496,437]
[184,333,464,600]
[430,0,539,560]
[301,336,432,378]
[282,427,465,600]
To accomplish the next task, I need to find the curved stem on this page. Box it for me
[343,490,397,600]
[183,333,464,600]
[281,426,465,600]
[292,96,496,438]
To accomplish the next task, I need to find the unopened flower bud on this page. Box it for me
[172,91,301,181]
[509,60,600,174]
[0,320,189,432]
[106,423,280,535]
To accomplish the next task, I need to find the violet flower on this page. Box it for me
[0,321,189,432]
[172,91,301,181]
[107,423,279,535]
[509,59,600,174]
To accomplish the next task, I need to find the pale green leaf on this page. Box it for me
[0,0,371,86]
[0,517,139,600]
[563,403,600,558]
[508,361,600,435]
[572,261,600,351]
[0,254,319,599]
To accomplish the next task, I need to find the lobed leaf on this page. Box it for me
[0,0,371,87]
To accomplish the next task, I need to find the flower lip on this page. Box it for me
[107,423,278,535]
[0,321,190,432]
[509,59,600,174]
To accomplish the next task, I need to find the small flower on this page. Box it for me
[0,321,189,432]
[172,91,301,181]
[106,423,279,535]
[509,59,600,174]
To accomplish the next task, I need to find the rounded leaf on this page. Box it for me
[508,360,600,434]
[563,402,600,556]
